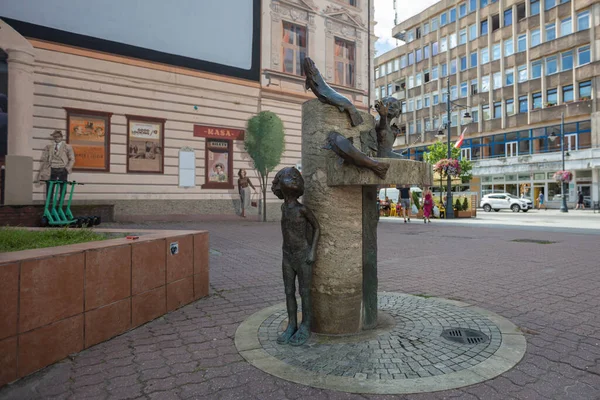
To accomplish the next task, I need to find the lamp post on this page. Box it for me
[549,113,568,213]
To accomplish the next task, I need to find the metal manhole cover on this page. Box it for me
[511,239,557,244]
[441,328,489,345]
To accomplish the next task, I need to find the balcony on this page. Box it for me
[391,90,406,101]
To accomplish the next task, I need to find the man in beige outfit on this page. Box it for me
[38,130,75,198]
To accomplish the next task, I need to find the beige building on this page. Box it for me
[0,0,373,221]
[377,0,600,207]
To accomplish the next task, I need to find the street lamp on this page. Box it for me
[438,77,473,219]
[548,112,568,213]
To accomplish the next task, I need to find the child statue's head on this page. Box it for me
[271,167,304,200]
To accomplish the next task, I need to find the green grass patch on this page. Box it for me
[0,228,112,253]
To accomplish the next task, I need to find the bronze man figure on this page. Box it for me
[271,167,320,346]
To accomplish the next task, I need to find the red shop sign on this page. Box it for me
[194,125,244,140]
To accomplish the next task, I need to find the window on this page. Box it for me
[375,67,380,79]
[531,29,540,47]
[334,38,356,87]
[386,61,392,75]
[451,113,458,127]
[424,69,430,83]
[504,9,513,26]
[388,83,394,96]
[561,51,573,71]
[545,22,556,41]
[416,48,423,63]
[506,99,515,115]
[517,2,526,20]
[408,99,414,111]
[401,101,407,113]
[407,30,415,42]
[493,43,501,60]
[531,0,540,15]
[450,8,457,23]
[380,87,385,99]
[347,0,357,5]
[561,18,572,36]
[441,37,448,52]
[408,76,414,88]
[481,20,488,35]
[433,91,439,104]
[471,79,478,94]
[482,75,490,92]
[424,22,430,35]
[433,42,439,56]
[505,69,514,86]
[416,97,423,110]
[424,95,431,107]
[545,0,555,11]
[517,34,527,52]
[424,45,430,59]
[471,108,479,122]
[518,64,528,82]
[504,38,514,56]
[483,104,491,120]
[532,92,542,109]
[493,72,502,89]
[546,55,558,75]
[408,122,415,134]
[450,59,457,74]
[491,14,500,32]
[459,56,467,71]
[470,51,478,68]
[416,72,422,85]
[578,10,590,31]
[449,33,457,49]
[282,22,307,76]
[562,85,573,102]
[481,47,489,64]
[493,102,502,118]
[416,27,422,39]
[578,46,590,66]
[470,0,477,12]
[461,82,468,97]
[469,24,477,40]
[432,17,439,31]
[400,55,407,68]
[432,66,439,79]
[531,59,542,78]
[481,0,488,7]
[547,88,557,105]
[441,12,448,26]
[459,3,467,17]
[579,80,591,99]
[408,52,414,65]
[519,96,528,113]
[459,29,467,45]
[394,58,400,71]
[441,63,448,77]
[451,85,458,100]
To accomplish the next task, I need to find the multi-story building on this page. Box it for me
[377,0,600,207]
[0,0,373,221]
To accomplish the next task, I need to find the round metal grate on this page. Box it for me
[441,328,489,345]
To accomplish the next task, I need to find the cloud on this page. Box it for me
[374,0,441,55]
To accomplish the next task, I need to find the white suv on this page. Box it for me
[480,193,533,213]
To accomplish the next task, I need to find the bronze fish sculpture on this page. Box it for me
[304,57,364,127]
[323,131,390,179]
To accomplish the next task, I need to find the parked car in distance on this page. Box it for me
[480,193,533,212]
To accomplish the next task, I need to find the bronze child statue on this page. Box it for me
[271,167,320,346]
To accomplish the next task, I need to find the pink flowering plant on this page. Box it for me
[553,170,573,183]
[433,158,461,178]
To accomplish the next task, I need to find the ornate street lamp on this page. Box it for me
[548,113,568,213]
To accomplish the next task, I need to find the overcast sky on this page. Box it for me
[374,0,440,55]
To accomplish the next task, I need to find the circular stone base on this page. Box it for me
[234,293,526,394]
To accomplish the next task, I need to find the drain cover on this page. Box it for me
[441,328,489,345]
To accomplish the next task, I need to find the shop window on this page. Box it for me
[65,108,112,172]
[282,22,307,76]
[516,3,526,20]
[334,38,355,87]
[126,115,165,174]
[491,14,500,32]
[203,139,233,188]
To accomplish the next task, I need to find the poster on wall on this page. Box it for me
[203,139,233,189]
[65,108,112,171]
[127,116,165,173]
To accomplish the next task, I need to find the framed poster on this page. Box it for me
[202,139,233,189]
[126,115,166,173]
[65,108,112,171]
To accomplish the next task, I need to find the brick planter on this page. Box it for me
[0,229,209,387]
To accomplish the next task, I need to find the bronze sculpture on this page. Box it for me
[271,167,320,346]
[375,98,403,158]
[322,131,390,179]
[304,57,364,127]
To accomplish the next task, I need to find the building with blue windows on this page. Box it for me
[378,0,599,208]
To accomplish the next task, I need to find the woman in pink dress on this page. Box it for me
[422,188,433,223]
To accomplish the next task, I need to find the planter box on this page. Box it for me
[456,210,473,218]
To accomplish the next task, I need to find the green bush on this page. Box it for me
[412,191,421,210]
[462,197,469,211]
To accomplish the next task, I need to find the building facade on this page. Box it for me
[377,0,600,207]
[0,0,372,221]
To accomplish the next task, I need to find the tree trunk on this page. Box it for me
[261,173,268,222]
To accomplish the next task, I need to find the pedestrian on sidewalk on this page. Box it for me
[238,169,257,218]
[576,191,585,209]
[422,188,433,223]
[398,185,411,223]
[537,191,546,210]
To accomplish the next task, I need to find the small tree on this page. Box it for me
[245,111,285,222]
[462,197,469,211]
[423,141,473,184]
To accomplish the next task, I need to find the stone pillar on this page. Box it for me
[592,168,599,203]
[4,48,35,205]
[302,99,372,335]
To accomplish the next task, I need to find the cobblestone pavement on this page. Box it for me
[2,220,600,399]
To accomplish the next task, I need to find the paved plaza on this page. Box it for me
[2,218,600,399]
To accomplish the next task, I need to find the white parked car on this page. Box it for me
[480,193,533,212]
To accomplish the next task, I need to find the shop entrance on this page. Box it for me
[533,184,545,208]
